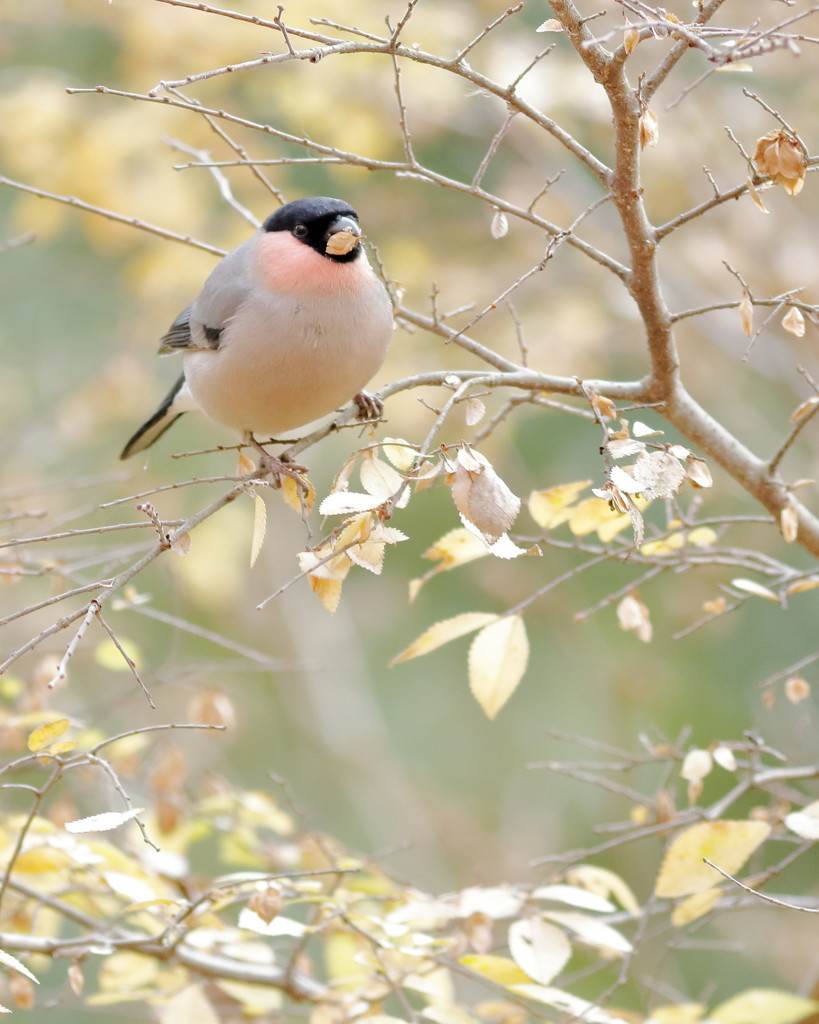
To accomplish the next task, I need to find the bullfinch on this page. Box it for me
[120,196,394,463]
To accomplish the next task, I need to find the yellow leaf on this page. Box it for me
[711,990,819,1024]
[787,577,819,594]
[654,820,771,898]
[640,533,685,556]
[671,888,721,926]
[95,637,141,671]
[280,474,315,514]
[381,437,418,472]
[13,846,73,873]
[424,528,489,568]
[648,1005,707,1024]
[687,527,717,547]
[390,612,498,666]
[27,718,69,752]
[237,453,256,476]
[565,865,640,916]
[468,615,529,719]
[568,497,638,541]
[249,493,267,568]
[460,955,531,987]
[308,575,343,614]
[528,481,591,528]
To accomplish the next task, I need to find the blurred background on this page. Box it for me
[2,0,819,1013]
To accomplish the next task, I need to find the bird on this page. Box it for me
[120,196,394,470]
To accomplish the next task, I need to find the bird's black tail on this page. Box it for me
[120,374,187,460]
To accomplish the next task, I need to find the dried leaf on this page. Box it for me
[27,717,69,753]
[784,675,810,704]
[687,457,713,489]
[9,974,34,1010]
[789,396,819,424]
[536,19,563,32]
[782,306,805,337]
[780,504,798,543]
[753,130,807,195]
[170,531,191,556]
[249,493,267,568]
[64,807,146,834]
[468,615,528,719]
[629,450,687,499]
[249,885,284,924]
[390,612,498,666]
[491,210,509,239]
[360,452,407,504]
[739,289,754,336]
[623,26,640,54]
[508,917,571,986]
[639,108,659,149]
[617,593,652,643]
[787,576,819,594]
[465,397,487,426]
[654,820,771,898]
[632,420,662,437]
[68,961,84,997]
[711,989,819,1024]
[607,438,645,460]
[746,178,769,213]
[450,448,521,544]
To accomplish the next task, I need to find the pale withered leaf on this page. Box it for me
[450,449,521,544]
[782,306,805,337]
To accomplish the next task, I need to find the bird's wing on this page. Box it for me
[157,236,257,354]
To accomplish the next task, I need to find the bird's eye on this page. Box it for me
[292,224,309,239]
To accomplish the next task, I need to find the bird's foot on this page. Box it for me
[353,390,384,422]
[243,434,309,492]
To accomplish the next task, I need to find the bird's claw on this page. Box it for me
[353,390,384,422]
[257,453,309,492]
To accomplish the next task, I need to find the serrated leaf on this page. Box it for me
[319,491,386,515]
[468,615,529,719]
[0,951,38,984]
[459,955,530,987]
[711,990,819,1024]
[390,612,498,666]
[381,437,418,471]
[654,820,771,898]
[64,807,146,834]
[508,917,571,986]
[249,493,267,568]
[27,718,69,752]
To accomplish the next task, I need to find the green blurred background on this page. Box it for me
[2,0,819,1014]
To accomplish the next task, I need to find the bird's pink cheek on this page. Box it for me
[254,232,356,293]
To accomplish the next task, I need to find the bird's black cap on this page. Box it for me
[262,197,362,262]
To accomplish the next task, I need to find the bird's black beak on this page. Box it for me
[325,215,362,257]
